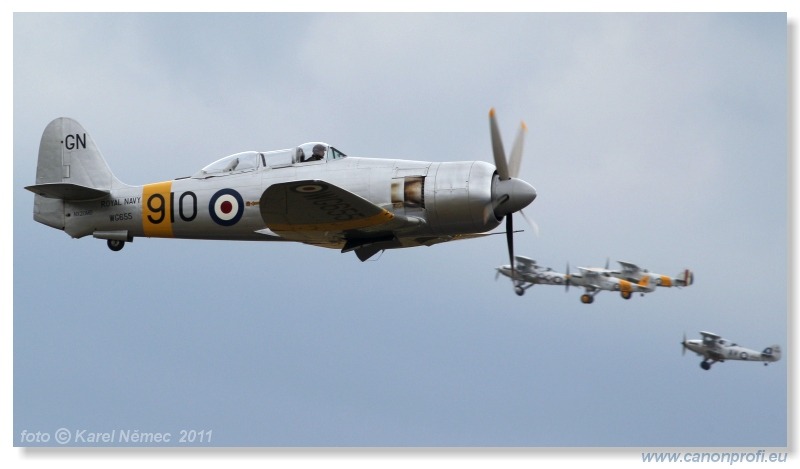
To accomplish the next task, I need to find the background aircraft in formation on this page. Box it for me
[682,331,781,370]
[496,256,693,304]
[26,110,535,262]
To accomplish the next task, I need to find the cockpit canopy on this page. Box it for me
[193,142,346,178]
[197,151,262,176]
[294,142,347,163]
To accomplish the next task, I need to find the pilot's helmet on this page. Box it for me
[296,148,306,160]
[312,144,326,157]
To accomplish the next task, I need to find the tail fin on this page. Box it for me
[27,117,122,194]
[677,269,694,287]
[762,345,781,362]
[26,118,123,229]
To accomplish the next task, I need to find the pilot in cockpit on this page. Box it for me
[305,144,326,162]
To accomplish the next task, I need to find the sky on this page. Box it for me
[5,3,796,468]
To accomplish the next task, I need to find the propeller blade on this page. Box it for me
[682,333,687,356]
[508,121,527,179]
[566,262,571,292]
[489,108,510,180]
[520,209,539,237]
[506,215,515,284]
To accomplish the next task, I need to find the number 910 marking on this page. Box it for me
[142,182,199,237]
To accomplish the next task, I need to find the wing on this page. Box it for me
[615,261,642,280]
[617,261,640,271]
[259,180,421,255]
[578,267,603,278]
[514,255,539,272]
[699,331,721,340]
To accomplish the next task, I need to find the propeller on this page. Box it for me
[682,332,688,356]
[565,262,571,293]
[489,108,537,289]
[520,209,540,237]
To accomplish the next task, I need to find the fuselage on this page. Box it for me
[571,268,653,295]
[29,117,536,260]
[60,152,504,250]
[683,340,779,363]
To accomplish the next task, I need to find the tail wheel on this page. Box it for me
[107,239,125,251]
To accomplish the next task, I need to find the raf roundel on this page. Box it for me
[209,188,244,226]
[292,183,326,194]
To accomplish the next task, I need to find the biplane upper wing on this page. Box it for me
[513,256,540,272]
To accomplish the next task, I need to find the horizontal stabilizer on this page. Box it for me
[25,182,109,200]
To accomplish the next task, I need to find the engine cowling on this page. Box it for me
[425,161,536,235]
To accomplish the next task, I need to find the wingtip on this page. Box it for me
[489,107,496,117]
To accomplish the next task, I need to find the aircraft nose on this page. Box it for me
[493,177,537,219]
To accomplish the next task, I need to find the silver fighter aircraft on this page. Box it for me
[682,331,781,370]
[26,110,536,261]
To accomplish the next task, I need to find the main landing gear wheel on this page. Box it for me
[700,361,711,371]
[621,291,632,300]
[107,239,125,251]
[515,286,525,296]
[580,294,594,304]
